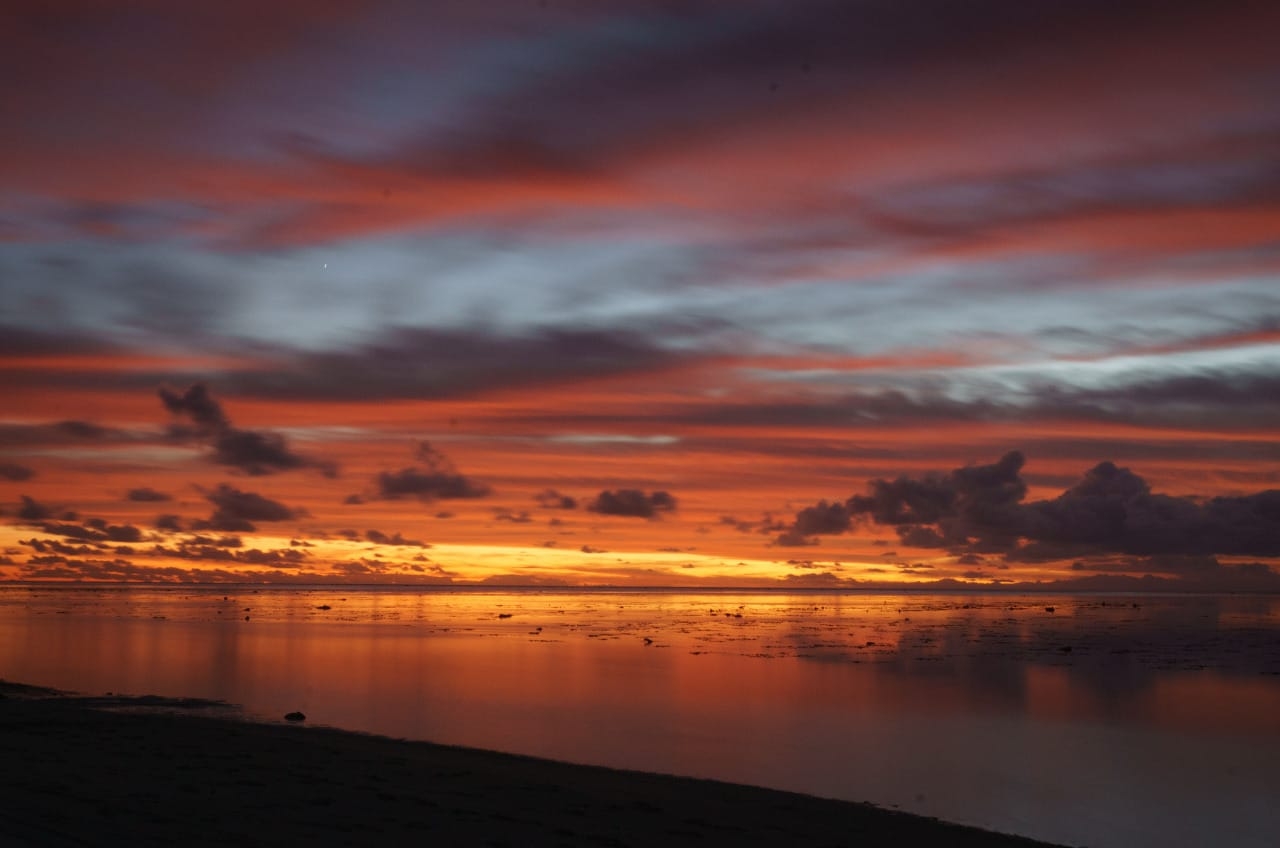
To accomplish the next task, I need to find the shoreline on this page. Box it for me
[1,680,1061,847]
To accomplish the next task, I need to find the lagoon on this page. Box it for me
[2,586,1277,847]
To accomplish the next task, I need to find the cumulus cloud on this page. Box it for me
[775,501,853,545]
[19,515,145,546]
[16,495,54,522]
[210,429,315,476]
[588,489,676,518]
[774,530,819,547]
[376,467,490,500]
[1024,463,1280,557]
[92,520,144,543]
[30,521,101,542]
[776,452,1280,566]
[159,384,335,476]
[720,514,790,536]
[776,451,1026,547]
[20,538,95,556]
[231,548,307,567]
[371,443,490,501]
[534,488,578,509]
[152,541,309,568]
[155,514,183,532]
[184,534,242,548]
[365,529,428,547]
[197,484,298,532]
[850,450,1028,552]
[159,383,228,432]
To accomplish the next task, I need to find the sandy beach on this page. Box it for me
[0,680,1059,847]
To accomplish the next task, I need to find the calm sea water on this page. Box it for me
[2,586,1278,847]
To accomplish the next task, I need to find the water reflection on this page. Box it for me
[2,587,1278,848]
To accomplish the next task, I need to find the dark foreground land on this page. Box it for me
[0,681,1060,847]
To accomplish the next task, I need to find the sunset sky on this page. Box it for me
[3,0,1278,588]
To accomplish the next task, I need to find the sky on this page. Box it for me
[2,0,1278,588]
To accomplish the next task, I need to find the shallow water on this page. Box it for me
[2,586,1278,847]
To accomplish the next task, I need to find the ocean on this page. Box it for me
[2,586,1277,847]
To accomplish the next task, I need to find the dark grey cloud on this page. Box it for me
[534,488,578,509]
[183,534,243,548]
[682,365,1280,434]
[0,318,696,405]
[229,548,307,567]
[126,487,171,502]
[719,514,789,536]
[1024,462,1280,557]
[154,542,308,568]
[16,557,170,582]
[1034,368,1280,430]
[19,515,144,546]
[1069,554,1227,576]
[775,502,851,546]
[862,450,1028,551]
[90,519,144,543]
[30,521,102,542]
[198,484,298,533]
[376,467,490,500]
[160,383,335,476]
[777,452,1280,563]
[19,537,96,556]
[210,429,322,476]
[364,0,1271,190]
[588,489,676,519]
[15,554,408,583]
[155,514,183,532]
[17,495,54,521]
[365,529,428,547]
[223,327,682,402]
[0,463,35,481]
[371,443,490,502]
[159,384,228,432]
[791,501,853,535]
[10,320,1276,444]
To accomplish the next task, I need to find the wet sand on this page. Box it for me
[0,681,1058,847]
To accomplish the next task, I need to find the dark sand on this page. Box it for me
[1,681,1060,847]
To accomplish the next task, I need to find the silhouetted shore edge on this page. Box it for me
[0,680,1063,846]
